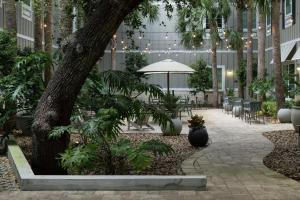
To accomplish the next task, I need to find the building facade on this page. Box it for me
[0,1,299,101]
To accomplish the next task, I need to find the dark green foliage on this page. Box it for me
[161,94,180,118]
[188,115,205,128]
[125,52,148,81]
[283,100,294,109]
[294,100,300,107]
[236,59,247,88]
[49,69,174,174]
[250,78,274,99]
[261,101,277,117]
[225,30,243,50]
[0,52,49,128]
[188,59,212,95]
[226,88,234,97]
[0,31,17,76]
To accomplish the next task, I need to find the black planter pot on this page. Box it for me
[188,127,208,147]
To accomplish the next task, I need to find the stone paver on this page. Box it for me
[1,109,300,199]
[182,109,300,199]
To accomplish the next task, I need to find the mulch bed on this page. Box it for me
[14,133,199,175]
[263,130,300,181]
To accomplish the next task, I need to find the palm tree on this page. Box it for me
[34,0,43,51]
[231,0,245,98]
[246,0,254,98]
[59,0,73,40]
[272,0,285,109]
[255,0,270,84]
[4,0,17,33]
[177,0,231,107]
[44,0,53,85]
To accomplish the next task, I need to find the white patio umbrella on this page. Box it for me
[138,59,195,94]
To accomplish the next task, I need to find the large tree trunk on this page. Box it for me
[272,0,285,109]
[31,0,142,175]
[210,26,218,107]
[257,8,266,81]
[44,0,53,85]
[246,0,253,99]
[34,0,43,51]
[236,4,244,98]
[4,0,17,32]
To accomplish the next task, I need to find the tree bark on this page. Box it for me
[34,0,43,51]
[257,7,266,81]
[32,0,142,175]
[272,0,285,109]
[246,0,253,99]
[236,4,244,98]
[4,0,17,33]
[210,26,218,107]
[44,0,53,85]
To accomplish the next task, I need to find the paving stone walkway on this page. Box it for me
[1,109,300,199]
[182,109,300,199]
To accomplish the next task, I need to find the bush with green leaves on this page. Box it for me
[0,52,49,129]
[261,101,277,118]
[50,108,173,175]
[188,59,212,95]
[250,78,274,100]
[49,70,174,174]
[0,31,17,76]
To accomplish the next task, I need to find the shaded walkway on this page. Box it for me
[182,109,300,199]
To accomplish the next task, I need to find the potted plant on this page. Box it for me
[160,94,182,136]
[277,101,293,123]
[291,100,300,132]
[187,115,208,147]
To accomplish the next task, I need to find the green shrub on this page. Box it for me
[188,115,205,128]
[262,101,277,117]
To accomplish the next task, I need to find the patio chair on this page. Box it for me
[178,98,192,119]
[243,101,262,124]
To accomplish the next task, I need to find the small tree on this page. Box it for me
[188,59,212,96]
[125,52,148,81]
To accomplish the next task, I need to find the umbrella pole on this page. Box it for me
[167,72,170,94]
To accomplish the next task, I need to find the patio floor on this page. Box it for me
[1,109,300,199]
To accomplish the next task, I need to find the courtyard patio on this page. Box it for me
[1,109,300,199]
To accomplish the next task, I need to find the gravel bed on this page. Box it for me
[14,133,199,175]
[263,130,300,181]
[0,156,19,191]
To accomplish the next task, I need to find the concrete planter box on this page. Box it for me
[7,139,207,191]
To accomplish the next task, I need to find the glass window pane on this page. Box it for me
[286,0,292,14]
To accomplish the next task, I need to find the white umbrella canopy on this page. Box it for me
[138,59,195,93]
[138,59,195,74]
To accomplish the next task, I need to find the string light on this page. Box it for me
[44,24,47,28]
[113,34,117,39]
[165,32,168,39]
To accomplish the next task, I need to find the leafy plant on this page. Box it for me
[161,94,180,118]
[236,59,247,88]
[49,69,174,174]
[250,78,274,100]
[0,52,49,129]
[261,101,277,117]
[226,88,234,97]
[188,115,205,128]
[125,52,148,81]
[188,59,212,95]
[283,100,294,109]
[0,31,17,76]
[294,100,300,107]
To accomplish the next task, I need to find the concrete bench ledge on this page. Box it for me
[7,139,207,191]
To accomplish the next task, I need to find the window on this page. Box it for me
[283,0,295,28]
[283,64,296,98]
[207,65,225,91]
[22,0,33,21]
[242,10,257,33]
[0,0,2,8]
[203,17,224,30]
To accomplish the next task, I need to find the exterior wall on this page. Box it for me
[98,3,258,93]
